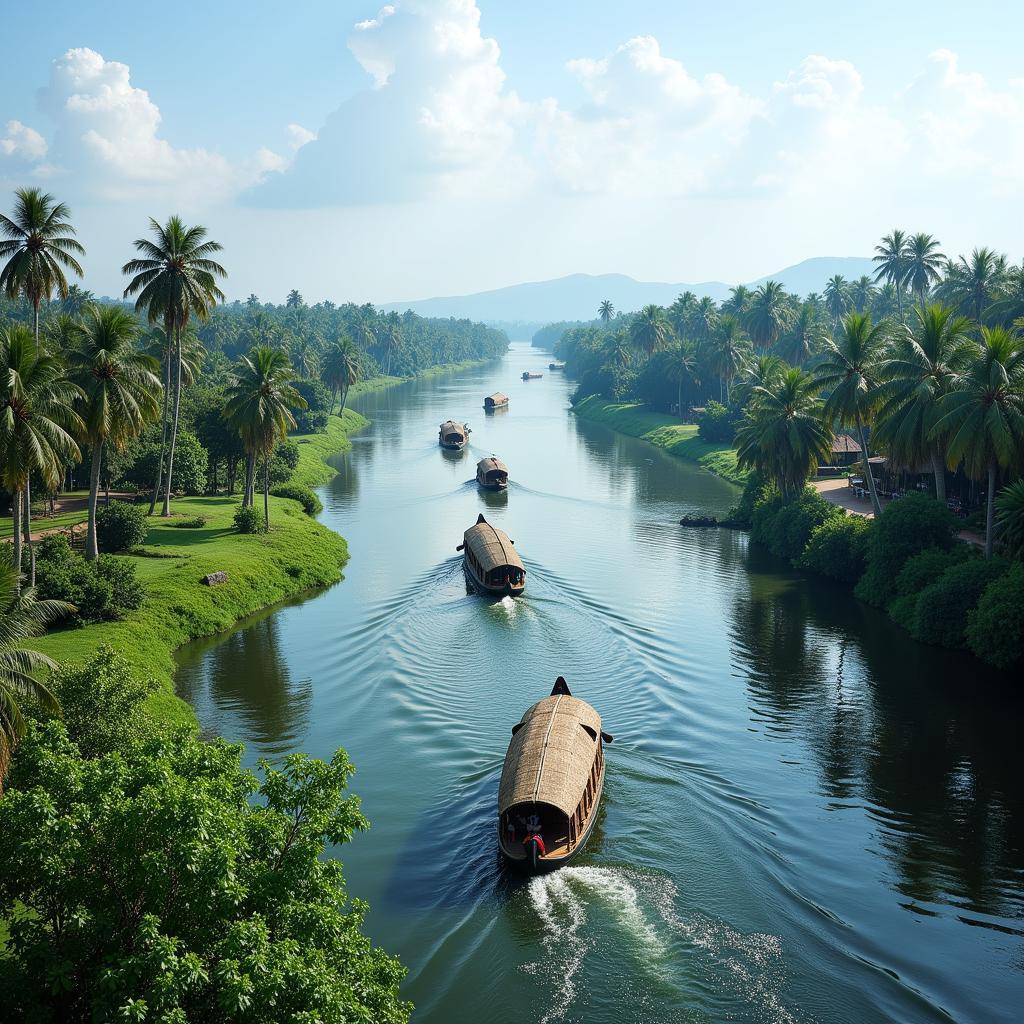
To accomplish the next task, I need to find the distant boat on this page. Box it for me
[476,456,509,491]
[548,362,565,371]
[522,371,543,381]
[498,677,612,872]
[438,420,470,450]
[484,392,509,411]
[457,513,524,597]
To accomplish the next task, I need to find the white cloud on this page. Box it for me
[0,119,48,162]
[286,123,317,151]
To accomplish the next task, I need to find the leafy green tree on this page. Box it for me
[778,302,827,366]
[814,311,890,516]
[0,724,411,1022]
[598,299,614,323]
[123,216,226,516]
[703,314,749,402]
[0,551,70,784]
[630,304,672,356]
[731,353,784,410]
[666,339,700,421]
[69,304,161,560]
[904,232,945,307]
[224,347,306,528]
[824,274,851,328]
[873,229,910,323]
[286,288,304,308]
[0,188,84,341]
[735,368,832,498]
[966,562,1024,667]
[994,480,1024,560]
[0,325,82,586]
[874,304,975,501]
[321,335,361,412]
[935,247,1008,322]
[934,325,1024,556]
[744,280,791,352]
[850,275,877,314]
[721,285,752,318]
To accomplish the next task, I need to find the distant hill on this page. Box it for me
[380,257,876,324]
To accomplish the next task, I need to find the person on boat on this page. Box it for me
[526,811,541,833]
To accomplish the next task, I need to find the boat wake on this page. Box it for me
[522,866,799,1024]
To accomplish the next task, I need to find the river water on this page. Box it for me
[175,342,1024,1023]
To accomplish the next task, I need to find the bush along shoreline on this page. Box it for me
[731,477,1022,670]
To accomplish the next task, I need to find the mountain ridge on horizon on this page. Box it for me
[380,256,875,325]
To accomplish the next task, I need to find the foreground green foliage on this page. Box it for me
[0,721,410,1022]
[797,514,873,583]
[751,489,843,563]
[912,557,1008,648]
[966,563,1024,668]
[95,500,149,551]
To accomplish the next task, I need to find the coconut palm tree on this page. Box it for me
[850,276,877,314]
[223,347,306,528]
[722,285,752,318]
[824,275,852,329]
[873,229,910,323]
[0,188,85,341]
[994,480,1024,560]
[666,292,695,339]
[61,284,95,316]
[630,305,672,356]
[735,368,832,499]
[744,281,792,353]
[732,353,785,410]
[704,315,750,402]
[690,296,719,344]
[122,216,226,517]
[667,340,700,421]
[286,289,303,308]
[380,311,402,376]
[904,233,945,308]
[874,304,975,502]
[778,303,827,366]
[321,335,361,412]
[69,305,161,560]
[935,248,1008,322]
[0,551,72,786]
[814,311,891,516]
[598,300,615,323]
[934,326,1024,557]
[0,325,82,587]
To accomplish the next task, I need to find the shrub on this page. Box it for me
[886,546,970,630]
[911,557,1009,648]
[0,725,411,1022]
[263,439,300,487]
[95,500,148,552]
[49,646,158,758]
[752,488,843,563]
[966,562,1024,668]
[798,514,873,583]
[270,484,323,516]
[233,504,266,534]
[293,378,332,434]
[726,473,773,528]
[95,554,145,613]
[854,493,957,607]
[170,515,208,528]
[698,400,739,443]
[120,430,209,496]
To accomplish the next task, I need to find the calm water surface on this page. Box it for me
[176,343,1024,1023]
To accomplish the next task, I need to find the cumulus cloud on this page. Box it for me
[1,119,48,162]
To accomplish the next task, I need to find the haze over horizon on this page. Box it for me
[2,0,1021,303]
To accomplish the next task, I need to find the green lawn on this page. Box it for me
[572,396,748,486]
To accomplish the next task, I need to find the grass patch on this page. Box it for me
[573,396,747,486]
[290,408,369,489]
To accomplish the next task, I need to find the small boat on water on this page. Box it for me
[457,513,525,596]
[476,456,509,491]
[522,371,543,381]
[483,392,509,411]
[438,420,470,450]
[498,677,612,872]
[549,362,565,371]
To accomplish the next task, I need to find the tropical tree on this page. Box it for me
[598,299,615,323]
[0,188,85,341]
[667,339,700,421]
[904,233,945,307]
[61,284,95,316]
[666,292,695,338]
[935,248,1008,322]
[690,296,719,343]
[850,276,877,314]
[630,305,672,356]
[223,347,306,529]
[778,303,827,366]
[814,311,890,516]
[934,326,1024,557]
[0,551,71,785]
[994,480,1024,560]
[744,281,791,352]
[735,368,832,498]
[873,229,910,322]
[704,315,749,402]
[824,274,852,328]
[722,285,752,318]
[122,216,226,516]
[0,325,82,587]
[379,311,402,376]
[731,353,785,410]
[286,289,304,308]
[322,335,361,412]
[69,305,161,560]
[874,304,974,501]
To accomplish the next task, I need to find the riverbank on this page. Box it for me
[571,396,747,485]
[33,408,369,726]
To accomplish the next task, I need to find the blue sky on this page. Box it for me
[2,1,1022,303]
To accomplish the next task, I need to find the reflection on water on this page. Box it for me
[176,344,1024,1024]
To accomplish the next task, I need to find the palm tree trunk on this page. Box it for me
[895,286,904,324]
[855,415,883,517]
[264,458,270,531]
[678,379,684,423]
[340,383,348,413]
[23,485,35,588]
[243,452,256,508]
[985,459,996,559]
[162,327,183,516]
[86,440,104,561]
[149,339,172,515]
[32,300,39,342]
[931,448,946,503]
[11,488,23,594]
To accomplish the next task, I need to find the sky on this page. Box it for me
[1,0,1022,304]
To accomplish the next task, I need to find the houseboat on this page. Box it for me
[476,456,509,491]
[549,362,565,371]
[438,420,470,450]
[457,513,525,596]
[522,371,543,381]
[498,677,612,872]
[483,392,509,411]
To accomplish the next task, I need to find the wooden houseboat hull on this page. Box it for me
[464,560,523,597]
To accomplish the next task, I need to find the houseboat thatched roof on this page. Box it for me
[439,420,467,437]
[485,392,508,404]
[477,456,508,475]
[464,514,523,573]
[499,687,603,818]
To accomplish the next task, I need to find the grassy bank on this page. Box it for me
[33,410,368,726]
[572,396,747,486]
